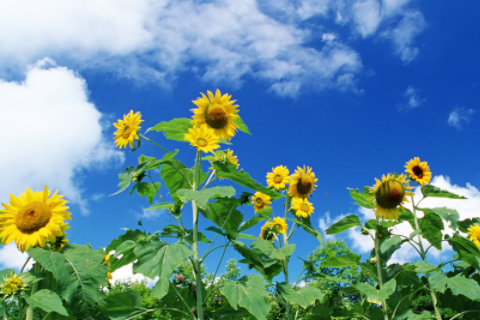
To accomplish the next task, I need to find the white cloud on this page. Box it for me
[0,60,123,214]
[448,108,475,130]
[352,0,382,37]
[0,243,34,271]
[397,85,424,111]
[110,263,158,287]
[139,208,166,220]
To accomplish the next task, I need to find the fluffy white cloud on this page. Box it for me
[0,59,123,214]
[448,108,475,130]
[110,263,158,287]
[397,85,425,111]
[0,243,34,271]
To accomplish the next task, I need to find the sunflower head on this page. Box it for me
[184,126,221,153]
[259,222,276,242]
[252,192,272,213]
[468,225,480,249]
[113,110,143,149]
[191,89,240,141]
[209,149,239,180]
[266,166,290,190]
[271,217,288,235]
[288,166,318,198]
[0,186,71,252]
[405,157,432,186]
[369,174,414,220]
[1,272,26,296]
[291,197,314,218]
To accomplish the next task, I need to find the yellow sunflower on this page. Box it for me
[468,225,480,249]
[252,192,272,213]
[266,165,290,190]
[1,273,25,296]
[50,223,70,252]
[369,174,414,220]
[289,166,318,199]
[0,186,71,252]
[291,197,314,218]
[113,110,143,149]
[405,157,432,186]
[184,126,221,153]
[259,222,275,242]
[209,149,240,180]
[190,89,240,141]
[271,217,288,235]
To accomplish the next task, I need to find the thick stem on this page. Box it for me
[375,232,389,320]
[26,264,39,320]
[2,300,8,320]
[192,151,204,320]
[282,234,293,320]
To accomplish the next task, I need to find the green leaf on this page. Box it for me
[420,211,444,250]
[276,283,324,308]
[27,244,108,315]
[201,197,244,237]
[319,253,361,268]
[176,186,236,210]
[418,207,460,230]
[133,240,192,299]
[98,290,147,320]
[106,229,145,272]
[349,187,374,209]
[410,261,439,273]
[136,182,161,204]
[458,218,480,233]
[429,272,480,299]
[212,161,283,200]
[355,279,396,302]
[325,215,362,235]
[291,217,323,246]
[239,216,264,232]
[251,241,295,260]
[233,241,282,282]
[381,235,403,254]
[160,161,192,202]
[146,118,193,141]
[25,289,68,316]
[398,208,416,229]
[255,207,272,221]
[233,116,251,135]
[221,274,271,320]
[448,234,480,262]
[421,185,467,199]
[145,202,174,211]
[106,229,144,252]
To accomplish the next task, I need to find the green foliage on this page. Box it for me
[147,118,194,141]
[421,185,468,199]
[325,215,362,235]
[24,289,68,317]
[176,186,236,210]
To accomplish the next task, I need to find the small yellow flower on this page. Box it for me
[259,222,275,242]
[405,157,432,186]
[468,225,480,249]
[102,254,111,266]
[252,192,271,213]
[266,166,290,190]
[209,149,239,180]
[51,222,70,252]
[291,197,314,218]
[184,126,221,153]
[369,174,414,220]
[289,166,318,199]
[113,110,143,149]
[191,89,240,141]
[1,273,24,296]
[132,159,143,181]
[271,217,288,235]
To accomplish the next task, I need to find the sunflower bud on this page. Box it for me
[176,274,184,283]
[361,227,370,236]
[369,257,377,265]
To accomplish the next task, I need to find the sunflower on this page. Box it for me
[209,149,240,180]
[102,253,113,282]
[113,110,143,149]
[468,225,480,249]
[405,157,432,186]
[289,166,318,198]
[191,89,240,141]
[1,273,26,296]
[252,192,271,213]
[50,223,70,253]
[0,186,71,252]
[291,197,314,218]
[369,174,414,220]
[259,222,275,242]
[184,126,221,153]
[266,166,290,190]
[271,217,288,235]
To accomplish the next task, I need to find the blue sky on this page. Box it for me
[0,0,479,282]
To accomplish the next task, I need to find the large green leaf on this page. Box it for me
[200,197,244,237]
[291,217,323,246]
[233,116,251,135]
[212,162,283,200]
[233,240,282,282]
[251,241,295,260]
[349,187,374,209]
[325,215,362,235]
[380,235,403,254]
[25,289,68,316]
[133,240,192,299]
[136,182,161,204]
[276,283,324,308]
[418,207,460,230]
[176,186,236,210]
[160,160,192,202]
[238,216,264,232]
[409,261,439,273]
[448,234,480,263]
[99,290,149,320]
[221,274,271,320]
[27,245,108,315]
[429,272,480,299]
[146,118,193,141]
[106,229,145,272]
[458,218,480,233]
[421,185,467,199]
[420,212,444,250]
[355,279,396,302]
[319,253,361,268]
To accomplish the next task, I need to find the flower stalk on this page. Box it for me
[192,151,204,320]
[374,229,389,320]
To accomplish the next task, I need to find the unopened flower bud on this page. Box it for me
[369,257,377,265]
[214,296,221,302]
[377,232,384,239]
[176,274,184,283]
[361,228,370,236]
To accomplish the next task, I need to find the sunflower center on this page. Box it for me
[205,104,228,129]
[255,198,263,205]
[273,175,283,183]
[297,175,313,196]
[196,138,207,147]
[302,204,309,211]
[412,166,424,179]
[122,126,132,139]
[376,180,405,209]
[15,201,52,234]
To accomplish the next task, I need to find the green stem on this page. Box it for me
[2,300,8,320]
[450,310,480,320]
[20,257,31,273]
[169,283,195,319]
[374,230,389,320]
[192,151,204,320]
[282,194,293,320]
[26,263,39,320]
[139,134,170,153]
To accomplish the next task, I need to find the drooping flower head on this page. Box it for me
[0,186,71,252]
[259,222,275,242]
[369,174,414,220]
[271,217,288,235]
[1,272,26,296]
[289,166,318,199]
[291,197,314,218]
[468,225,480,249]
[50,222,70,252]
[184,126,221,153]
[405,157,432,186]
[209,149,240,180]
[113,110,143,149]
[190,89,240,141]
[266,166,290,190]
[252,192,271,213]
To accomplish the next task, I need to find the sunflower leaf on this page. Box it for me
[418,207,460,230]
[458,218,480,233]
[291,218,323,246]
[251,241,295,260]
[98,290,147,320]
[420,212,444,250]
[233,116,251,135]
[146,118,193,141]
[325,215,362,235]
[429,272,480,299]
[200,197,244,237]
[176,186,236,210]
[349,187,375,209]
[276,283,324,308]
[25,289,69,316]
[319,253,361,268]
[421,185,467,199]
